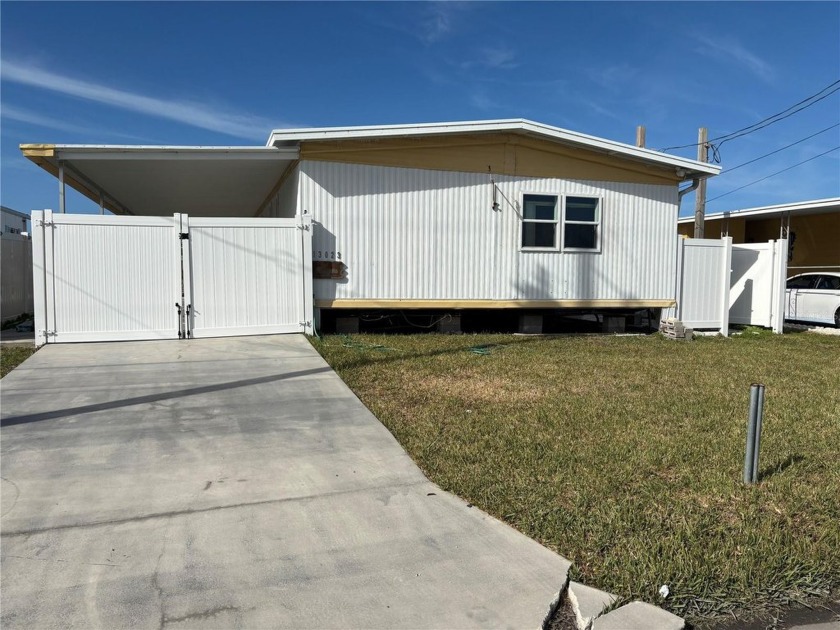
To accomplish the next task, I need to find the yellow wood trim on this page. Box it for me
[300,135,503,155]
[513,136,679,183]
[299,132,680,185]
[20,144,55,158]
[254,159,300,217]
[315,299,675,309]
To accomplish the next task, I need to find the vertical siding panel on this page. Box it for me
[302,161,678,305]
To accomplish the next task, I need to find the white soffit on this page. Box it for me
[22,145,299,217]
[267,119,721,178]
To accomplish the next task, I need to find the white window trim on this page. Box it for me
[520,192,560,251]
[519,193,603,253]
[561,195,602,253]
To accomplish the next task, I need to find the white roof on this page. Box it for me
[268,118,721,178]
[678,197,840,223]
[21,145,298,217]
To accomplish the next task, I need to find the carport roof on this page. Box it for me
[20,144,299,217]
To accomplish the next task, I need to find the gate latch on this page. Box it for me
[179,232,190,240]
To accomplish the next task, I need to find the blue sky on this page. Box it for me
[2,1,838,217]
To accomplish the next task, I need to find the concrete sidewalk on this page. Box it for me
[1,335,570,629]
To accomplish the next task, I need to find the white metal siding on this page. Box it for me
[261,165,299,219]
[298,161,678,303]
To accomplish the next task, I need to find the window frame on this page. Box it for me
[561,195,602,253]
[520,192,560,251]
[519,193,603,253]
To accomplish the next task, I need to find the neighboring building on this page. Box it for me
[20,119,719,332]
[0,206,34,321]
[678,198,840,277]
[1,206,30,240]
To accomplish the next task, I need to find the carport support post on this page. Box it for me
[58,161,66,213]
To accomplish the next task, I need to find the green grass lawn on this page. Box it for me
[1,344,37,378]
[313,331,840,627]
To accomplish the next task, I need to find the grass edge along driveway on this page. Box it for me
[313,331,840,628]
[0,344,37,378]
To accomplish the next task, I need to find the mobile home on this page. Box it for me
[22,119,719,341]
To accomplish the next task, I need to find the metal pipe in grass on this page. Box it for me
[744,384,760,484]
[751,385,766,483]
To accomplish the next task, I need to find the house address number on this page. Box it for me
[316,251,341,260]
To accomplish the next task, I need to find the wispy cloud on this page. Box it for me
[693,35,775,83]
[2,104,99,135]
[470,90,502,112]
[1,103,151,141]
[588,63,638,91]
[418,2,470,44]
[460,47,518,71]
[1,60,285,140]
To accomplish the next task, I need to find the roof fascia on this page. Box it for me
[267,119,720,177]
[677,197,840,223]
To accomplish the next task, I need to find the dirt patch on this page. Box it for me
[545,594,578,630]
[413,373,546,405]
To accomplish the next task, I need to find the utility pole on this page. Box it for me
[694,127,708,238]
[636,125,646,148]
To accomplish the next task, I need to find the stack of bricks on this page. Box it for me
[659,318,692,340]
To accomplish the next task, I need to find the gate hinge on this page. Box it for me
[39,220,55,228]
[297,224,310,231]
[42,330,57,338]
[299,320,311,328]
[179,232,190,240]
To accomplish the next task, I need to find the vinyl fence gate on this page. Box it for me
[672,236,788,335]
[31,211,313,346]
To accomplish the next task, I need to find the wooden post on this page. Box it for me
[694,127,708,238]
[58,161,66,214]
[636,125,646,148]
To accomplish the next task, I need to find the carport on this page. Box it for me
[21,144,313,345]
[21,143,299,217]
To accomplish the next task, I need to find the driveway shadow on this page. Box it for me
[0,366,331,428]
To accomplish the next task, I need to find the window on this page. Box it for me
[816,275,840,291]
[786,275,816,289]
[520,194,602,252]
[521,194,558,248]
[563,197,600,251]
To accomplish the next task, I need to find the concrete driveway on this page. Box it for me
[1,335,570,629]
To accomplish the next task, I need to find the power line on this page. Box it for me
[723,123,840,173]
[658,79,840,151]
[717,88,840,149]
[707,145,840,203]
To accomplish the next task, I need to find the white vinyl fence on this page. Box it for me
[672,237,787,335]
[31,211,312,346]
[1,238,34,322]
[729,241,788,330]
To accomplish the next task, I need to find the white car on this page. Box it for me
[785,272,840,327]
